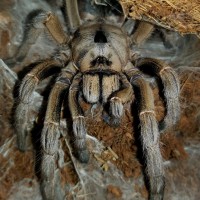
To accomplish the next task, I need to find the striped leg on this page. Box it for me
[68,73,89,163]
[125,63,165,200]
[15,58,65,151]
[131,21,155,45]
[64,0,81,32]
[135,58,180,131]
[109,73,133,126]
[41,62,77,200]
[15,44,70,151]
[6,10,69,65]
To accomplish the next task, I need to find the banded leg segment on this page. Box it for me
[109,73,133,126]
[136,58,180,131]
[68,73,89,163]
[44,11,69,44]
[125,64,165,200]
[41,62,77,200]
[41,81,67,200]
[15,58,65,151]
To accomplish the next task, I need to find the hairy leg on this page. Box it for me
[15,54,69,151]
[108,73,133,126]
[131,21,155,46]
[135,58,180,131]
[68,73,89,163]
[125,63,165,200]
[41,63,77,199]
[6,10,69,65]
[122,18,135,35]
[65,0,81,32]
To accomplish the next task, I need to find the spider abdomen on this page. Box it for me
[82,74,120,103]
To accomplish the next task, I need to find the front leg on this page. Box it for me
[133,77,164,200]
[103,73,133,126]
[41,62,77,200]
[68,73,89,163]
[41,77,67,200]
[125,63,165,200]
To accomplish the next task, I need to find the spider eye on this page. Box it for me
[94,30,107,43]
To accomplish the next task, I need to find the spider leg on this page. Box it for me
[68,73,89,163]
[41,63,77,200]
[109,73,133,126]
[122,18,135,35]
[6,10,69,65]
[125,64,165,200]
[15,56,68,151]
[130,21,155,46]
[135,58,180,131]
[65,0,81,32]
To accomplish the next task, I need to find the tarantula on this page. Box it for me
[12,0,180,199]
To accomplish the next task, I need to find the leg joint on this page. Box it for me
[140,110,155,116]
